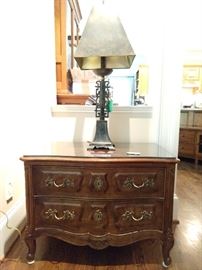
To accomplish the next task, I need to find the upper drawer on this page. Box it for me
[180,129,195,142]
[32,166,165,198]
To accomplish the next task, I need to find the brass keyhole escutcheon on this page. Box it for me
[93,209,103,222]
[94,177,104,191]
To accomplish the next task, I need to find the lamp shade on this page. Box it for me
[74,3,135,70]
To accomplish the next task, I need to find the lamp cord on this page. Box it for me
[0,211,60,266]
[0,210,22,265]
[0,210,22,238]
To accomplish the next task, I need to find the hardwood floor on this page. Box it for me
[1,160,202,270]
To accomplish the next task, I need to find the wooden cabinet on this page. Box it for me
[179,127,202,166]
[20,142,178,267]
[179,109,202,166]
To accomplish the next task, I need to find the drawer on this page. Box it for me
[32,166,165,198]
[179,129,195,142]
[179,144,195,155]
[34,198,163,234]
[32,166,83,195]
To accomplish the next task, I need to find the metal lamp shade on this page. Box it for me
[74,3,135,70]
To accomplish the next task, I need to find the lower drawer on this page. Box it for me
[33,198,164,234]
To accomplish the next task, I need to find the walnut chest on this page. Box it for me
[20,142,178,267]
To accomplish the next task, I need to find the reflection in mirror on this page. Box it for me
[54,0,149,105]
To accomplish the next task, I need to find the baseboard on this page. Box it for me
[0,198,26,260]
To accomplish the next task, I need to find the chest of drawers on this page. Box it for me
[20,142,178,267]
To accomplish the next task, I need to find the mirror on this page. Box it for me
[55,0,202,106]
[54,0,149,105]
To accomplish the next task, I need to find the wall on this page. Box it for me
[0,0,56,259]
[51,106,155,143]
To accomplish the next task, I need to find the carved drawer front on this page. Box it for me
[113,201,163,232]
[35,199,82,230]
[114,169,165,197]
[32,166,82,195]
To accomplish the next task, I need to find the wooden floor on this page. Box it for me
[1,160,202,270]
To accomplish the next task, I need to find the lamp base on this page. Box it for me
[88,120,115,150]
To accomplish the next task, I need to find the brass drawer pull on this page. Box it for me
[44,209,75,221]
[123,177,154,190]
[45,177,74,188]
[122,210,152,222]
[93,209,103,222]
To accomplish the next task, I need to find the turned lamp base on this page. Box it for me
[88,120,115,150]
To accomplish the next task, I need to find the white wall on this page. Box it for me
[0,0,56,259]
[51,106,155,143]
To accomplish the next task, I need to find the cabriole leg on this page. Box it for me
[162,229,174,268]
[25,232,36,264]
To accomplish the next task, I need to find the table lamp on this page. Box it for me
[74,1,135,150]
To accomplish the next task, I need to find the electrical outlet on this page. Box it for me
[5,180,13,202]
